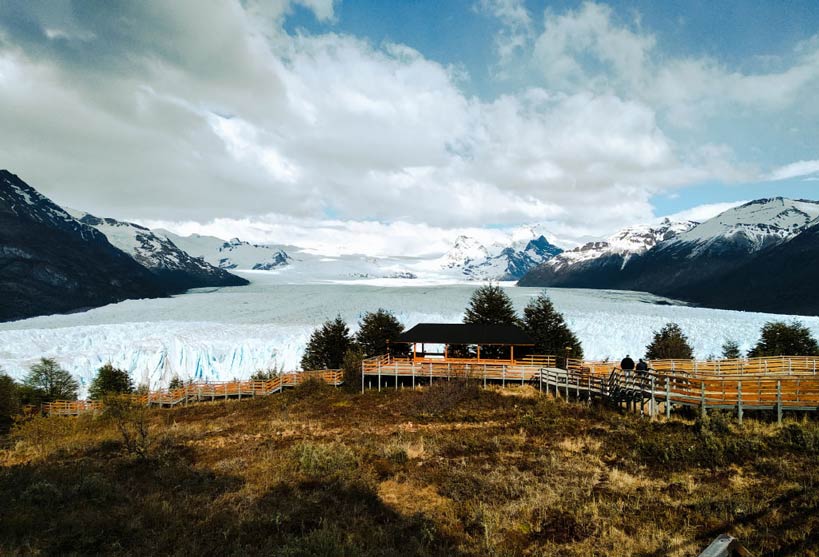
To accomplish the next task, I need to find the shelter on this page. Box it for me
[394,323,535,362]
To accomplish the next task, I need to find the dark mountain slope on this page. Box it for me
[0,170,166,322]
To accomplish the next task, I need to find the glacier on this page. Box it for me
[2,271,819,396]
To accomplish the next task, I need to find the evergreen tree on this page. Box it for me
[523,293,583,369]
[463,284,520,326]
[356,309,405,357]
[748,321,819,357]
[0,372,21,434]
[23,358,78,402]
[168,375,184,390]
[88,363,134,400]
[645,323,694,360]
[301,316,353,370]
[721,339,742,359]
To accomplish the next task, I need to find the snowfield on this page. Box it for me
[1,272,818,395]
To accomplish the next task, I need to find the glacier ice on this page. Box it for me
[2,272,818,396]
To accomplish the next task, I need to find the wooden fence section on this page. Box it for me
[540,367,819,422]
[570,356,819,377]
[42,370,344,417]
[361,355,555,391]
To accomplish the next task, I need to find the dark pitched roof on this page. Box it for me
[395,323,535,345]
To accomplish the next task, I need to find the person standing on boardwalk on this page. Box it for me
[620,355,635,376]
[635,358,649,386]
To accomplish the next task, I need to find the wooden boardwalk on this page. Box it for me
[360,354,555,390]
[542,363,819,423]
[41,370,344,417]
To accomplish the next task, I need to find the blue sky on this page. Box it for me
[0,0,818,252]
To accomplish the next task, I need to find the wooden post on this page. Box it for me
[650,376,656,418]
[777,380,783,425]
[483,364,487,388]
[588,375,592,403]
[737,381,743,425]
[521,366,525,386]
[395,362,398,390]
[378,362,382,392]
[502,365,506,388]
[412,363,416,389]
[565,373,569,400]
[361,361,365,393]
[539,369,542,393]
[476,345,481,361]
[700,381,706,418]
[665,377,671,419]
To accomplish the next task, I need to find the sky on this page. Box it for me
[0,0,818,255]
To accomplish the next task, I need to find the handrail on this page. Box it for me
[41,369,344,416]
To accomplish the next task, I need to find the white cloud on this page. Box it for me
[663,200,748,224]
[525,2,819,127]
[0,0,801,255]
[766,159,819,181]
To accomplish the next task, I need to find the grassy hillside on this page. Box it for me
[2,381,818,556]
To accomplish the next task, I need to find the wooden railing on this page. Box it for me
[41,370,344,417]
[361,355,556,390]
[541,365,819,422]
[569,356,819,377]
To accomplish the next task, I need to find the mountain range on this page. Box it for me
[519,198,819,315]
[0,170,246,322]
[4,169,819,321]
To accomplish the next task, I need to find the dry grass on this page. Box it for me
[1,381,819,556]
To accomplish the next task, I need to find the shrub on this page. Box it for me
[748,321,819,357]
[523,292,583,368]
[0,372,21,433]
[645,323,693,360]
[721,339,742,359]
[300,316,353,370]
[168,375,184,389]
[88,363,134,400]
[250,369,278,381]
[293,441,358,479]
[23,358,78,403]
[103,395,150,459]
[408,380,482,418]
[342,346,365,389]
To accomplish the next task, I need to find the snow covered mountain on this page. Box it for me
[0,170,165,321]
[71,212,248,291]
[660,197,819,256]
[159,231,291,271]
[520,197,819,315]
[437,233,562,280]
[549,219,697,269]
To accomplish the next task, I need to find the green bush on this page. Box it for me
[293,442,358,479]
[23,358,78,403]
[88,363,134,399]
[301,316,353,371]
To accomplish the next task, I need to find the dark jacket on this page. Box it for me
[620,357,635,370]
[635,360,648,372]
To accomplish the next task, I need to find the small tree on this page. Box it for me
[463,284,520,326]
[645,323,694,360]
[522,293,583,369]
[721,339,742,359]
[301,316,353,370]
[342,346,365,389]
[104,395,150,459]
[0,372,21,434]
[748,321,819,357]
[356,309,405,357]
[23,358,78,403]
[168,375,184,390]
[88,363,134,400]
